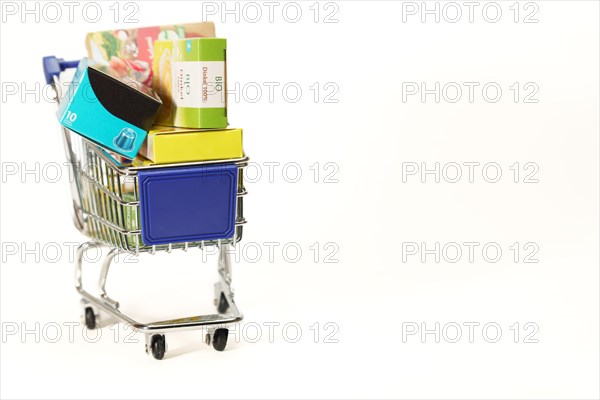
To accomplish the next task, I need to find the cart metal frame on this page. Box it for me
[47,67,246,359]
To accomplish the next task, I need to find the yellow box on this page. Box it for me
[138,126,243,164]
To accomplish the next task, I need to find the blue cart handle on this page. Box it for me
[43,56,80,84]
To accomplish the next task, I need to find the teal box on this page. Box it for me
[57,58,162,158]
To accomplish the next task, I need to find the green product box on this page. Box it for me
[153,38,227,129]
[122,192,140,248]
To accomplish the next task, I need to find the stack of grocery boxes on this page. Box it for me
[140,36,242,165]
[56,22,244,247]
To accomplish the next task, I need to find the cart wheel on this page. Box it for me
[217,293,229,314]
[84,307,96,330]
[150,334,166,360]
[212,328,229,352]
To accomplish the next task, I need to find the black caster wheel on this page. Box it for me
[212,328,229,352]
[150,334,166,360]
[84,307,96,330]
[217,293,229,314]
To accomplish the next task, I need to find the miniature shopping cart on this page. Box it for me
[43,56,246,359]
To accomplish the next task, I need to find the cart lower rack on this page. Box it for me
[44,57,247,359]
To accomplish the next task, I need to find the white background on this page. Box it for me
[1,1,599,399]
